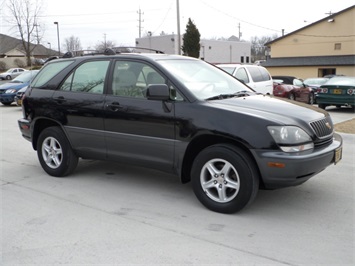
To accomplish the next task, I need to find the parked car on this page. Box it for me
[317,76,355,109]
[14,86,27,106]
[272,75,315,104]
[303,77,330,103]
[0,70,39,105]
[0,68,26,80]
[216,64,273,95]
[18,50,342,214]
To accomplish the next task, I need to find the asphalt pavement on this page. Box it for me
[1,102,354,265]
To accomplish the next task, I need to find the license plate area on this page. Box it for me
[332,89,342,94]
[334,147,342,164]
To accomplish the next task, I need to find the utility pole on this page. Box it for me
[176,0,181,55]
[34,23,40,44]
[137,8,144,38]
[103,33,107,49]
[325,11,333,16]
[238,23,242,41]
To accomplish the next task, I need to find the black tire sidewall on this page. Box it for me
[37,127,78,177]
[191,144,259,214]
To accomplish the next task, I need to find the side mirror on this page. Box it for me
[146,84,170,101]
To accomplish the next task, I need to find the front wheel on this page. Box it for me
[37,127,78,177]
[191,144,259,214]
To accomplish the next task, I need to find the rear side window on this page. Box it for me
[31,60,74,88]
[247,66,271,82]
[60,60,110,94]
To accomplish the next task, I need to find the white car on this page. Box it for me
[0,68,26,80]
[216,64,273,95]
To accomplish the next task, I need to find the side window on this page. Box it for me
[259,67,271,81]
[60,60,109,94]
[111,60,184,101]
[32,60,74,88]
[247,67,263,82]
[235,68,249,83]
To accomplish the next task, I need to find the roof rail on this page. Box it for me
[113,46,164,54]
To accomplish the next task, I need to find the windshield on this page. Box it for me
[324,77,355,86]
[304,78,329,85]
[12,70,39,83]
[157,59,253,100]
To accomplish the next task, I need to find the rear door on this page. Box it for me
[50,59,110,159]
[104,59,176,172]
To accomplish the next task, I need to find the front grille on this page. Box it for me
[310,117,333,139]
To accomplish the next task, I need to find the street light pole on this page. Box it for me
[176,0,181,55]
[54,22,60,56]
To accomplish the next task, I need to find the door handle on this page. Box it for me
[106,102,127,112]
[53,96,66,104]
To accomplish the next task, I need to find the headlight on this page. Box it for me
[5,89,17,94]
[268,126,314,152]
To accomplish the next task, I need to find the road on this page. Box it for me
[1,103,354,265]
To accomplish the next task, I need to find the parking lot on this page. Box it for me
[1,101,354,265]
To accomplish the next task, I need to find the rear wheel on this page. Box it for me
[308,93,315,105]
[318,104,327,109]
[288,93,295,100]
[191,144,259,214]
[37,127,78,177]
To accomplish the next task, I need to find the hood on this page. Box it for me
[209,95,328,125]
[0,82,28,91]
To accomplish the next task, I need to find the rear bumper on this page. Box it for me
[251,133,343,189]
[316,94,355,106]
[18,118,32,142]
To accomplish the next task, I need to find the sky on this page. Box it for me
[0,0,354,52]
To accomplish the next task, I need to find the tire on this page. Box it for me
[37,127,78,177]
[1,102,12,106]
[308,93,315,105]
[288,93,295,100]
[191,144,259,214]
[6,75,11,80]
[318,104,327,110]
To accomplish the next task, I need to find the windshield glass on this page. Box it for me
[157,59,253,100]
[304,78,329,85]
[324,77,355,86]
[13,70,39,83]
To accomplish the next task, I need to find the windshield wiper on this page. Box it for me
[205,91,251,101]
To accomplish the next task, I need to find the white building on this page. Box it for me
[135,34,251,64]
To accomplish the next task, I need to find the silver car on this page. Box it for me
[0,68,26,80]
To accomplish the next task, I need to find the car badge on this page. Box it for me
[325,122,331,129]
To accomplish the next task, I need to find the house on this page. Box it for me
[135,34,251,64]
[263,5,355,79]
[0,34,58,69]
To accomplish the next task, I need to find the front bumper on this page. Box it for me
[0,95,16,103]
[251,133,343,189]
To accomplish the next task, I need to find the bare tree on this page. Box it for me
[94,40,116,52]
[250,34,278,62]
[64,35,82,53]
[7,0,43,66]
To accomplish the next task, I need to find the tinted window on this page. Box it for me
[246,66,270,82]
[60,60,109,94]
[32,60,74,87]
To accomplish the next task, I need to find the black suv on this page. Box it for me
[18,50,343,213]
